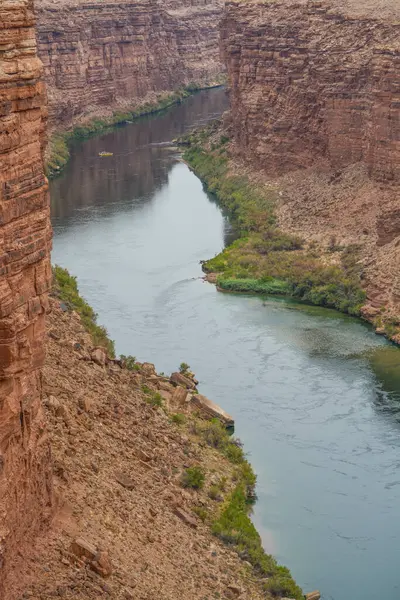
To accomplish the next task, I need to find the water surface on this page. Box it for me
[51,88,400,600]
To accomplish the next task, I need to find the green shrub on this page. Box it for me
[141,385,163,407]
[179,362,191,374]
[208,485,221,500]
[170,413,186,425]
[181,466,205,489]
[145,392,163,407]
[52,266,115,357]
[120,355,139,371]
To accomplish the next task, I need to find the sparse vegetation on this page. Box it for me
[141,385,164,407]
[179,362,191,374]
[181,466,205,489]
[193,506,208,522]
[170,413,187,425]
[183,125,366,317]
[52,266,115,357]
[120,355,140,371]
[212,482,302,599]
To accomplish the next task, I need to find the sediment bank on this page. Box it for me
[182,124,399,344]
[182,125,379,316]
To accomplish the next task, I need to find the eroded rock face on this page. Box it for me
[35,0,224,129]
[0,1,53,594]
[221,0,400,318]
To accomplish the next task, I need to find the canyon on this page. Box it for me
[1,0,400,597]
[35,0,224,129]
[0,0,53,595]
[221,0,400,329]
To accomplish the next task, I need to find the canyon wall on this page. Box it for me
[0,1,53,595]
[221,0,400,319]
[35,0,224,129]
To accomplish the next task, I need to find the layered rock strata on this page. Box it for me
[0,1,53,595]
[221,0,400,321]
[35,0,224,129]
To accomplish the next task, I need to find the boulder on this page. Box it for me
[115,473,135,490]
[305,592,321,600]
[190,394,234,427]
[70,538,97,562]
[141,362,156,376]
[91,549,113,578]
[70,538,112,578]
[91,347,107,367]
[170,372,196,390]
[173,507,198,528]
[172,386,189,406]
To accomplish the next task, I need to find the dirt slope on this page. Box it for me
[7,299,267,600]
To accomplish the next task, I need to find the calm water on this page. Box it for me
[50,88,400,600]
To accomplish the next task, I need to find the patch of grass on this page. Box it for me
[191,419,248,467]
[181,466,205,489]
[183,127,366,317]
[52,266,115,357]
[170,413,187,425]
[218,277,290,295]
[208,484,222,501]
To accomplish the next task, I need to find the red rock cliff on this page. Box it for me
[0,1,53,594]
[35,0,224,128]
[221,0,400,321]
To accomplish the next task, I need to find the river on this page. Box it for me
[50,88,400,600]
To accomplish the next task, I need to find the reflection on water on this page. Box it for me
[51,88,229,224]
[51,88,400,600]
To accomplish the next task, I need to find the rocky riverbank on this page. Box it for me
[6,268,305,599]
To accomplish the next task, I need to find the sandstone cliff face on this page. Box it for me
[0,1,53,594]
[221,0,400,320]
[35,0,224,129]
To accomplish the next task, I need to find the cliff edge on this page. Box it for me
[0,1,53,596]
[35,0,224,129]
